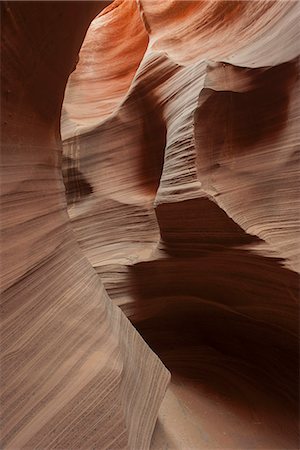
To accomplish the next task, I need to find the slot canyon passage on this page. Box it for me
[1,0,300,449]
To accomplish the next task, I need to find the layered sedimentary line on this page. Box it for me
[138,0,300,67]
[61,1,300,449]
[1,2,169,449]
[61,0,149,140]
[194,58,300,272]
[1,0,299,449]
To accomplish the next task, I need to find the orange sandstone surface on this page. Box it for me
[1,1,300,449]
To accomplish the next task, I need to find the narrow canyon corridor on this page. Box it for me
[1,1,300,449]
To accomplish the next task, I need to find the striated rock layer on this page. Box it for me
[62,1,300,449]
[1,0,300,449]
[1,2,169,449]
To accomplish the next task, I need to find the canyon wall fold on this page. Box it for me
[1,2,169,449]
[1,0,300,449]
[61,1,300,449]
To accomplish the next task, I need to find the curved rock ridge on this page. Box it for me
[1,0,300,449]
[194,58,300,271]
[62,0,149,140]
[61,1,300,449]
[138,0,300,67]
[1,2,169,449]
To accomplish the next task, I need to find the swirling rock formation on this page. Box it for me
[1,2,169,449]
[1,1,300,449]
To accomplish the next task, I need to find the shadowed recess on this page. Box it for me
[62,156,93,204]
[194,60,298,171]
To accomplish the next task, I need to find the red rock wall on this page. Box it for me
[1,2,169,449]
[1,0,299,448]
[62,1,300,448]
